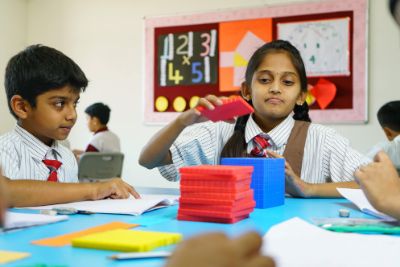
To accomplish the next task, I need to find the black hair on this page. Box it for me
[85,102,111,125]
[377,100,400,132]
[221,40,310,158]
[5,44,88,119]
[390,0,399,18]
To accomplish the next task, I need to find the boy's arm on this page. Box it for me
[139,95,223,169]
[0,176,7,226]
[4,178,140,207]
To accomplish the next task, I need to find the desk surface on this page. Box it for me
[0,197,372,267]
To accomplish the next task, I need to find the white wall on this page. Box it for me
[1,0,399,188]
[0,0,27,133]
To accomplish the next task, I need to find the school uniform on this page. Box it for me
[85,127,120,153]
[0,124,78,182]
[159,115,371,182]
[367,135,400,171]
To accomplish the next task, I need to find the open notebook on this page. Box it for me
[337,188,397,221]
[24,194,178,216]
[4,211,68,231]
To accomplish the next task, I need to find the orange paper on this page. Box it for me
[32,221,138,247]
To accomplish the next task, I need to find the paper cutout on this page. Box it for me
[278,17,350,77]
[219,19,272,92]
[309,78,337,109]
[173,96,186,112]
[155,96,169,112]
[0,250,30,264]
[32,221,138,247]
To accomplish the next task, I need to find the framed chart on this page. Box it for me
[144,0,368,124]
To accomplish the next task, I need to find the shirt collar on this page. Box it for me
[95,127,108,134]
[244,115,295,148]
[14,124,62,161]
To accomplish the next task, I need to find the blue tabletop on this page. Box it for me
[0,197,372,267]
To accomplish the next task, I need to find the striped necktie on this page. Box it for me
[250,135,270,157]
[42,159,62,182]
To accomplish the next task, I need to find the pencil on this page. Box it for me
[109,251,171,260]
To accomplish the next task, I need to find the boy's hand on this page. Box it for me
[355,151,400,218]
[0,175,7,226]
[177,95,235,126]
[165,232,275,267]
[90,178,140,200]
[266,150,313,198]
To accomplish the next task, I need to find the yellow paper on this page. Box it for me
[72,229,182,252]
[32,221,138,247]
[0,250,30,264]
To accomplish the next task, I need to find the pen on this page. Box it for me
[109,251,171,260]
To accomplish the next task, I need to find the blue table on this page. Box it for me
[0,197,372,267]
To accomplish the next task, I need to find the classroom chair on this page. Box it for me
[78,152,124,182]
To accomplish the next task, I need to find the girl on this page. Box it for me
[139,40,370,197]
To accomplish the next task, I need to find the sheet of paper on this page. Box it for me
[32,221,138,246]
[4,211,68,231]
[0,250,30,264]
[337,188,396,221]
[24,194,178,216]
[263,217,400,267]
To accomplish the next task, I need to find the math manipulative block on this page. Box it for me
[196,96,254,122]
[221,157,285,209]
[72,229,182,252]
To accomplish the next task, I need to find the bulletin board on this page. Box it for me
[144,0,368,124]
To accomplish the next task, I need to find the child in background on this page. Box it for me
[0,45,139,206]
[73,102,120,158]
[366,100,400,172]
[139,40,370,197]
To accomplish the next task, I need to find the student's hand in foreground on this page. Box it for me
[355,151,400,220]
[177,95,236,127]
[90,178,140,200]
[164,232,275,267]
[266,150,313,198]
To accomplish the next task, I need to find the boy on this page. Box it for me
[73,102,120,158]
[0,45,139,205]
[366,101,400,172]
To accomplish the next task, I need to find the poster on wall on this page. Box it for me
[144,0,368,124]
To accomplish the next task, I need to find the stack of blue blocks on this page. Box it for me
[221,157,285,208]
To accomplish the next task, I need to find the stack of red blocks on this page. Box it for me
[178,165,256,224]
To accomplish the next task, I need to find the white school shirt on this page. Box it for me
[0,124,78,182]
[86,128,120,153]
[159,115,371,183]
[366,135,400,170]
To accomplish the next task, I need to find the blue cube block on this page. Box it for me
[221,157,285,208]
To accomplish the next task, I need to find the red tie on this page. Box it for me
[251,135,270,157]
[42,159,62,182]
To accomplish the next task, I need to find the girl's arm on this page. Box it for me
[267,150,359,198]
[139,95,225,169]
[302,181,359,198]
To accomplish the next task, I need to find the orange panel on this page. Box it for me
[219,18,273,51]
[220,67,240,92]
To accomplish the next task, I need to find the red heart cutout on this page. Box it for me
[309,78,336,109]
